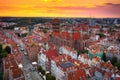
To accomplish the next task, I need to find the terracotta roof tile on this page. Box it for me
[45,49,58,60]
[52,32,60,36]
[72,32,81,40]
[115,77,120,80]
[12,68,23,79]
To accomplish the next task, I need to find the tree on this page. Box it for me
[0,44,7,63]
[0,59,2,63]
[46,73,56,80]
[42,28,47,33]
[51,76,56,80]
[0,72,3,80]
[46,73,51,80]
[4,46,11,54]
[0,44,2,53]
[37,65,42,72]
[0,51,7,58]
[111,56,117,66]
[96,33,105,38]
[16,33,21,37]
[103,53,107,62]
[21,33,28,37]
[77,50,88,56]
[114,62,120,70]
[41,69,45,75]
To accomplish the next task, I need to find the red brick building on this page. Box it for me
[48,24,90,51]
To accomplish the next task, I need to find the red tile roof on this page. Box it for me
[68,69,86,80]
[45,49,58,60]
[72,32,81,40]
[74,27,82,31]
[3,53,24,79]
[74,23,89,32]
[81,23,89,32]
[12,68,23,79]
[62,32,70,39]
[115,77,120,80]
[52,32,60,37]
[105,72,112,79]
[92,26,100,29]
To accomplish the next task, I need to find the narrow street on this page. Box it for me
[17,39,43,80]
[3,30,43,80]
[20,51,43,80]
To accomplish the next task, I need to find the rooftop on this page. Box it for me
[60,61,74,68]
[45,49,58,60]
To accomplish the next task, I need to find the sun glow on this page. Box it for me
[0,0,120,18]
[41,0,62,2]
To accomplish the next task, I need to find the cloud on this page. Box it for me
[105,3,120,6]
[51,6,84,10]
[40,0,62,2]
[0,2,120,17]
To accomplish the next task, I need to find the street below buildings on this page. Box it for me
[3,31,43,80]
[17,40,43,80]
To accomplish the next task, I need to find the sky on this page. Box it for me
[0,0,120,18]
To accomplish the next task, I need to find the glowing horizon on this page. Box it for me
[0,0,120,18]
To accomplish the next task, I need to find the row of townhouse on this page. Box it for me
[38,42,120,80]
[3,53,25,80]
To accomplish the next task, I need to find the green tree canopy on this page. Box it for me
[16,33,21,37]
[96,33,105,38]
[0,72,3,80]
[103,53,107,62]
[0,51,7,58]
[114,62,120,70]
[0,44,8,63]
[46,73,51,80]
[0,44,2,53]
[21,33,28,37]
[111,56,118,66]
[4,46,11,54]
[46,73,56,80]
[37,65,42,72]
[51,76,56,80]
[41,69,45,75]
[42,28,47,33]
[77,50,88,56]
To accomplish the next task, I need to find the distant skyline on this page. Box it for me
[0,0,120,18]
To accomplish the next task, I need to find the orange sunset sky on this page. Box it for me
[0,0,120,18]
